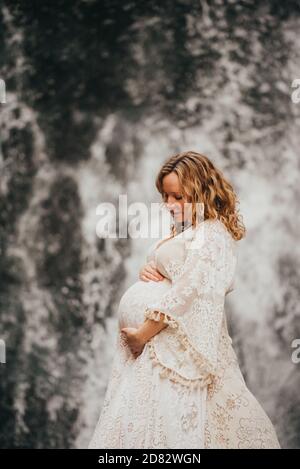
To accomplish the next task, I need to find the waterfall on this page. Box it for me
[1,0,300,448]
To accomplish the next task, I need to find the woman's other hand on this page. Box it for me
[121,327,147,359]
[139,260,165,282]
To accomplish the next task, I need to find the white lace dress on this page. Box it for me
[88,219,281,449]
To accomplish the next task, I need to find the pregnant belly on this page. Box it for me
[117,278,172,330]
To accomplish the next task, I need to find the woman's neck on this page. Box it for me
[174,219,193,235]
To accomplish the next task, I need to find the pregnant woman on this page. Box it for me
[88,151,281,449]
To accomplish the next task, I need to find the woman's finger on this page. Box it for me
[145,263,159,274]
[148,262,165,279]
[144,266,164,280]
[139,260,165,282]
[140,269,159,282]
[144,272,161,282]
[140,274,150,282]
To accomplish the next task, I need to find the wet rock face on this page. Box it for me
[1,0,300,448]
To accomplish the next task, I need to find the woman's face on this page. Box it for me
[162,172,190,223]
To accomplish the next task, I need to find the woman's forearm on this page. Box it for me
[137,312,169,343]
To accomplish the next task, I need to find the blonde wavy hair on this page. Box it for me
[155,151,246,241]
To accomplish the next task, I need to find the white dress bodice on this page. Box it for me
[117,225,196,330]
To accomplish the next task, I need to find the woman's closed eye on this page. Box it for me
[162,193,183,202]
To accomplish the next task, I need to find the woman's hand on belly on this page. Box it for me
[139,260,165,282]
[121,327,147,359]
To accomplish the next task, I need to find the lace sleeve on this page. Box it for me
[144,220,236,389]
[145,239,160,263]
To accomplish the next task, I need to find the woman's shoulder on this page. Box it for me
[205,218,235,239]
[193,217,226,237]
[192,218,236,251]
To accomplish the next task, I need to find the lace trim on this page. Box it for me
[144,308,179,328]
[144,306,219,390]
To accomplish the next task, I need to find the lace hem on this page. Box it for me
[144,306,219,390]
[144,308,179,328]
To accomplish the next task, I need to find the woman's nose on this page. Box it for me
[166,195,176,204]
[166,199,180,212]
[166,199,174,209]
